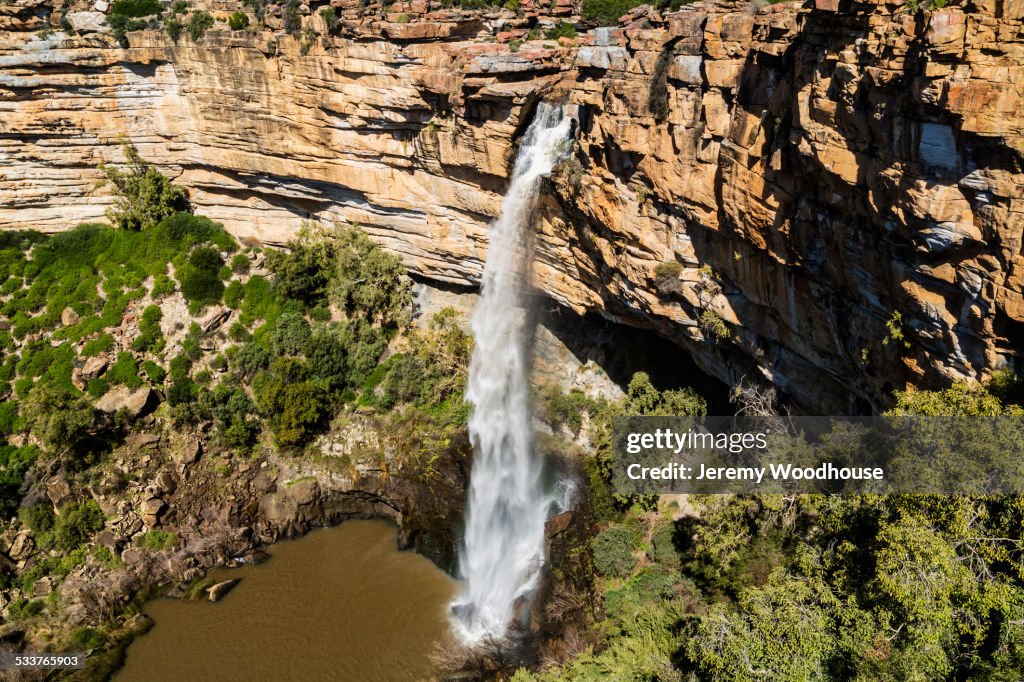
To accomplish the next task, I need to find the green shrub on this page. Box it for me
[109,0,162,17]
[228,320,250,342]
[105,352,143,389]
[592,525,638,577]
[20,503,54,536]
[283,0,301,35]
[267,245,328,307]
[224,280,244,309]
[187,10,214,41]
[581,0,644,25]
[132,304,163,352]
[22,383,95,452]
[650,522,680,566]
[106,0,162,45]
[268,308,311,357]
[87,378,109,398]
[178,246,224,306]
[82,333,115,357]
[699,309,730,341]
[230,252,250,274]
[0,446,38,517]
[7,598,44,621]
[331,227,412,328]
[141,360,165,384]
[165,16,183,41]
[254,361,327,447]
[319,6,339,32]
[648,45,673,121]
[545,21,577,39]
[150,273,175,297]
[100,142,189,232]
[303,326,350,391]
[54,500,105,551]
[136,529,177,551]
[68,627,107,650]
[227,10,249,29]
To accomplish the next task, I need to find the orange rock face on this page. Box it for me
[1,0,1022,413]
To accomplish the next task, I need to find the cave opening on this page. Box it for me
[531,298,733,414]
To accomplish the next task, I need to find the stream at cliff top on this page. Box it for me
[115,520,456,682]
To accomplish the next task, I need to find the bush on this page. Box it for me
[22,383,95,452]
[592,525,639,577]
[68,627,107,650]
[100,142,189,231]
[648,46,673,121]
[109,0,162,17]
[545,21,577,39]
[187,10,214,41]
[141,360,165,384]
[230,252,250,274]
[178,246,224,306]
[165,16,183,41]
[227,11,249,30]
[268,308,311,357]
[332,227,412,328]
[304,326,350,391]
[132,304,163,352]
[105,352,143,389]
[224,280,244,309]
[283,0,301,35]
[580,0,644,25]
[7,598,44,621]
[699,309,730,341]
[20,503,54,536]
[254,361,327,447]
[268,245,328,307]
[650,522,680,566]
[136,529,177,551]
[54,500,105,551]
[319,6,339,32]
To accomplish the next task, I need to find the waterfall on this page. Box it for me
[451,104,573,646]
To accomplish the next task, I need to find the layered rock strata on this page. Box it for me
[1,0,1022,412]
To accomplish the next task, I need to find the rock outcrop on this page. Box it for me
[1,0,1022,412]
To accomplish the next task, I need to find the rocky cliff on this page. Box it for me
[1,0,1022,413]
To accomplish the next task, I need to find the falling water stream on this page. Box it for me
[451,103,573,646]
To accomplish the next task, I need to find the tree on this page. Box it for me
[100,142,189,231]
[22,383,96,453]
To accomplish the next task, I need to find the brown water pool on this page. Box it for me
[115,520,456,682]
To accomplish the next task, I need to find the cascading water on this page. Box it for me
[451,103,573,646]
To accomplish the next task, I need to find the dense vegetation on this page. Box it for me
[0,146,470,648]
[521,379,1024,680]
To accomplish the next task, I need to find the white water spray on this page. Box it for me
[451,104,573,646]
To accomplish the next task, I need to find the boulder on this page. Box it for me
[61,307,81,326]
[33,577,55,597]
[155,471,177,495]
[140,497,165,527]
[96,386,158,419]
[173,439,202,467]
[80,356,109,380]
[71,367,87,392]
[206,579,240,602]
[8,530,34,561]
[65,11,110,34]
[46,475,72,509]
[545,510,573,538]
[198,306,231,334]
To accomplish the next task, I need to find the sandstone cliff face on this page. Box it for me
[1,0,1022,412]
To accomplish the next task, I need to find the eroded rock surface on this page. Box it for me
[1,0,1022,412]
